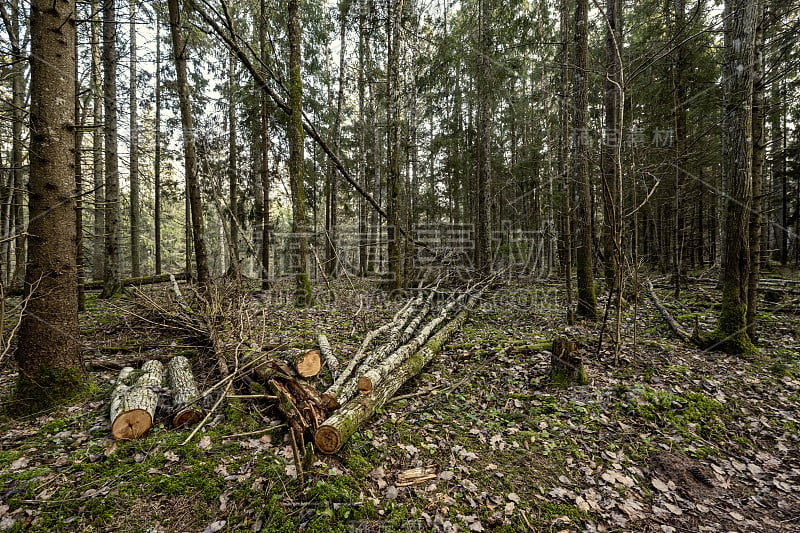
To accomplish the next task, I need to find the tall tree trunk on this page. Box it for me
[325,1,348,278]
[2,0,27,286]
[771,81,787,265]
[671,0,686,298]
[91,0,104,281]
[474,0,492,274]
[15,0,86,412]
[357,0,368,276]
[75,38,86,312]
[154,12,162,275]
[602,0,621,294]
[715,0,755,353]
[101,0,121,298]
[168,0,209,286]
[129,0,141,277]
[573,0,596,319]
[560,0,575,325]
[288,0,313,306]
[386,0,403,289]
[227,52,240,275]
[746,2,765,342]
[259,0,270,289]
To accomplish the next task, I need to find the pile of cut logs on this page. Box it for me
[109,279,490,465]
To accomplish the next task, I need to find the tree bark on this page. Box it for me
[746,2,765,342]
[100,0,121,298]
[258,0,270,289]
[573,0,596,319]
[154,12,163,275]
[714,0,756,353]
[550,337,587,386]
[129,0,141,278]
[287,0,314,306]
[167,355,203,428]
[168,0,209,287]
[227,52,240,275]
[91,0,104,281]
[474,0,492,274]
[14,0,86,412]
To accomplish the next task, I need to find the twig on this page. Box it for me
[219,424,285,439]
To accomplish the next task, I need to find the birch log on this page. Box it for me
[318,334,339,378]
[321,296,423,409]
[110,359,164,440]
[357,292,470,394]
[314,308,470,454]
[167,355,203,427]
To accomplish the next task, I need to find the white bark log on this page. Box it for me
[167,355,203,427]
[110,359,164,440]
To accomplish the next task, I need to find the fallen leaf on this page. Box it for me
[164,451,180,462]
[203,520,226,533]
[651,477,669,492]
[729,511,744,521]
[507,492,520,503]
[385,485,398,500]
[198,436,212,450]
[10,457,29,471]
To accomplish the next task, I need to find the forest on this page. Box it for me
[0,0,799,530]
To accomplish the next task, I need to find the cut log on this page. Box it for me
[110,359,165,440]
[167,355,203,428]
[315,307,470,454]
[318,334,338,378]
[357,292,470,394]
[321,296,424,409]
[294,349,323,378]
[550,337,587,386]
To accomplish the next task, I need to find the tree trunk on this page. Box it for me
[168,0,209,287]
[259,0,270,289]
[386,0,404,289]
[14,0,86,412]
[100,0,121,298]
[714,0,756,353]
[560,0,575,325]
[129,0,141,278]
[154,13,162,275]
[573,0,596,319]
[746,3,765,342]
[227,52,240,276]
[91,0,105,281]
[288,0,313,306]
[602,0,621,294]
[475,0,492,274]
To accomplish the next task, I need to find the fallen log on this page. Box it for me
[167,356,203,428]
[645,279,697,344]
[110,360,164,440]
[318,334,338,378]
[286,348,323,378]
[314,306,471,454]
[357,292,469,395]
[321,296,424,409]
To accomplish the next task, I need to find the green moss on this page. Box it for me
[8,367,96,416]
[708,282,755,354]
[536,502,586,525]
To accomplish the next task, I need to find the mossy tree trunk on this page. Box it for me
[715,0,756,354]
[14,0,87,412]
[288,0,313,306]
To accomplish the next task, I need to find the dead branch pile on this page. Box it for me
[116,277,489,464]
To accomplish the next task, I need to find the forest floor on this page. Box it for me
[0,273,799,532]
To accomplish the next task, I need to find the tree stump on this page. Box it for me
[550,337,587,386]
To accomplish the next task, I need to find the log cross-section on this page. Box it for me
[110,359,165,440]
